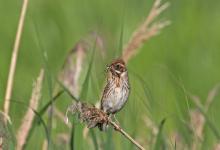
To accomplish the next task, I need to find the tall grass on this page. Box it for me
[1,0,220,149]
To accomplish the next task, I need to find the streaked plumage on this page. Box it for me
[99,59,130,130]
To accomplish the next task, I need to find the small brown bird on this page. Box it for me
[99,59,130,131]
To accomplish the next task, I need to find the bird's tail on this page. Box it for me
[98,122,109,131]
[99,106,109,131]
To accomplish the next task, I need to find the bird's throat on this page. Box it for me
[115,76,120,87]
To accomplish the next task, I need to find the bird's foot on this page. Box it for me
[112,115,120,126]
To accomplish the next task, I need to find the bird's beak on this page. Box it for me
[106,66,110,72]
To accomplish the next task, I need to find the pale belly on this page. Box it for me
[102,86,129,114]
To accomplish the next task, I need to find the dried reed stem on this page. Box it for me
[0,111,12,125]
[66,102,145,150]
[213,143,220,150]
[42,139,48,150]
[3,0,29,122]
[16,69,44,150]
[59,43,86,97]
[190,84,220,150]
[0,136,2,149]
[143,116,158,136]
[59,33,105,97]
[205,84,220,111]
[122,0,170,63]
[109,120,146,150]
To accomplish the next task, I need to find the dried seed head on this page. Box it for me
[65,102,108,128]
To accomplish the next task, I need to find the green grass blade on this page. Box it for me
[130,71,153,112]
[115,0,126,58]
[23,91,63,148]
[69,37,96,150]
[31,109,50,144]
[195,105,220,139]
[105,130,114,150]
[174,141,176,150]
[116,13,125,58]
[70,124,75,150]
[56,79,79,102]
[38,90,64,117]
[90,130,98,150]
[6,100,50,149]
[153,118,166,150]
[33,21,54,149]
[79,39,96,100]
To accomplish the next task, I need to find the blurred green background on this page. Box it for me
[1,0,220,149]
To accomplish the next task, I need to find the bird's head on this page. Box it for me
[107,59,127,77]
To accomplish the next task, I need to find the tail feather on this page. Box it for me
[98,122,108,131]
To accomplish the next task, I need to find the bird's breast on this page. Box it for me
[102,80,129,113]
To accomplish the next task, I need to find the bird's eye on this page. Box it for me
[115,64,120,70]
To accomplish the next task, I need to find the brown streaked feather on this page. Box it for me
[115,77,120,87]
[100,58,129,113]
[111,59,125,66]
[99,58,129,131]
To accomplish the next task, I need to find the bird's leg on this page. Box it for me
[108,114,113,121]
[107,114,117,123]
[112,114,120,125]
[108,114,121,131]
